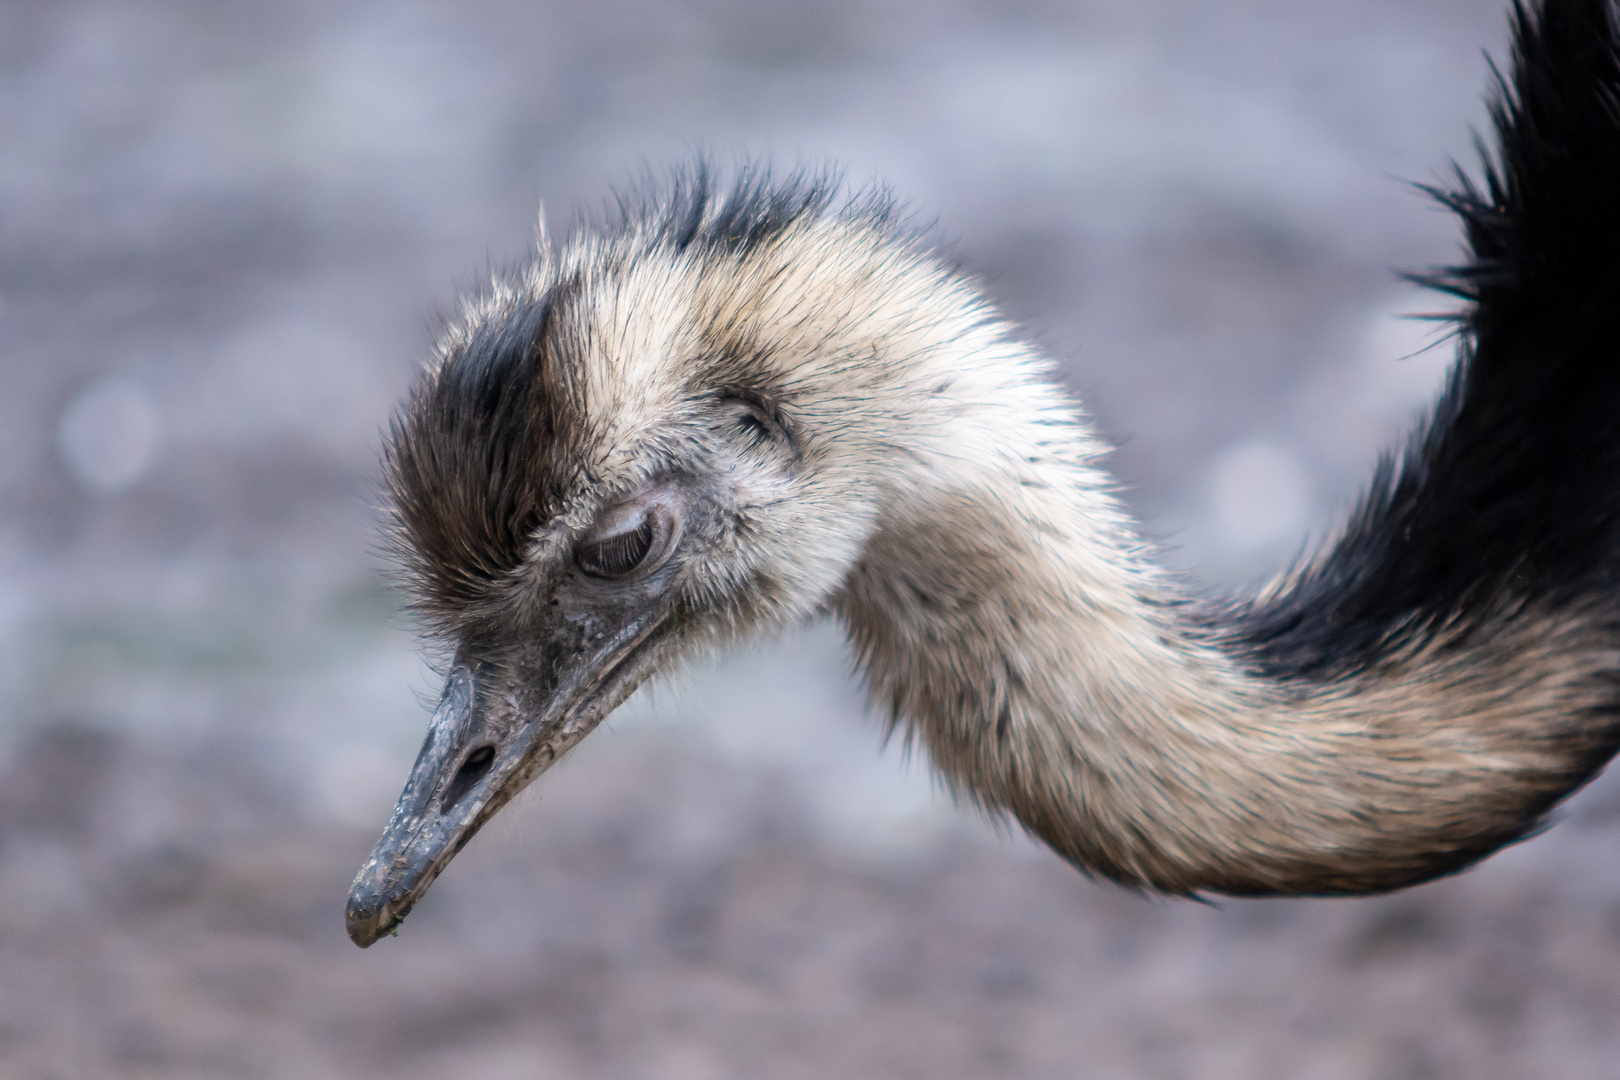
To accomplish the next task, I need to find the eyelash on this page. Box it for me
[576,516,655,578]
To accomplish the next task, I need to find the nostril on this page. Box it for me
[441,745,496,812]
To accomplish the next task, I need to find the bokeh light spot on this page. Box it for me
[57,378,160,493]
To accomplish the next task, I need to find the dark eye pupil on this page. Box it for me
[577,518,655,578]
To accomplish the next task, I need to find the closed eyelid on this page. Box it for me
[585,499,651,540]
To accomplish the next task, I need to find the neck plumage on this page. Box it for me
[804,0,1620,894]
[831,351,1617,898]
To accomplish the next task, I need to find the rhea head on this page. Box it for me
[345,176,1029,945]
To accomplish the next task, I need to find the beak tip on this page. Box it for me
[345,895,384,948]
[346,873,410,948]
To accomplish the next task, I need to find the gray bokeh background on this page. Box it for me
[4,1,1619,1077]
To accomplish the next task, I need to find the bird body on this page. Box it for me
[348,0,1620,946]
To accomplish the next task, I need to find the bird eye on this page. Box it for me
[576,515,655,578]
[575,487,681,581]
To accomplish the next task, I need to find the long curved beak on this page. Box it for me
[345,617,665,948]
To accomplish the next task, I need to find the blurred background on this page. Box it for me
[4,0,1619,1076]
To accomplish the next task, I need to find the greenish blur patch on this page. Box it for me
[325,576,402,632]
[39,616,278,676]
[24,575,405,684]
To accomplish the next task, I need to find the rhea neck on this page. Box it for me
[823,337,1599,897]
[829,363,1275,893]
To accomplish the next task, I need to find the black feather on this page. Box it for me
[1239,0,1620,678]
[385,295,554,622]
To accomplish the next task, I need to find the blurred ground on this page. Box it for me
[3,0,1619,1077]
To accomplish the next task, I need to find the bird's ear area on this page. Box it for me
[709,390,800,470]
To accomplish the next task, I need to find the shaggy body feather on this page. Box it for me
[353,0,1620,940]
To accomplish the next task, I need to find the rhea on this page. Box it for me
[347,0,1620,947]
